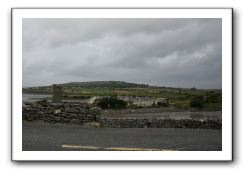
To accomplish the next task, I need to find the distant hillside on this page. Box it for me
[59,81,149,88]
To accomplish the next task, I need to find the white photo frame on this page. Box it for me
[12,8,232,161]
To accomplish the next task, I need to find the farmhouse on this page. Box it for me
[88,95,169,108]
[118,96,169,107]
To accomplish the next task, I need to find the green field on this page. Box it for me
[23,81,222,110]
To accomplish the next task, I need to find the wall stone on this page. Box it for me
[100,118,221,129]
[22,102,221,129]
[23,102,100,125]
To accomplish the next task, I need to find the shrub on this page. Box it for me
[205,94,221,103]
[97,97,127,109]
[190,95,204,109]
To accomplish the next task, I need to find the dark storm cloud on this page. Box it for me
[23,18,222,89]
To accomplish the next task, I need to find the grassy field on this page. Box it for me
[23,81,222,110]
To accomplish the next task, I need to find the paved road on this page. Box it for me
[22,122,222,151]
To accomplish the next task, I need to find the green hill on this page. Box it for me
[60,81,149,88]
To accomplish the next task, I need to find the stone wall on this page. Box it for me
[101,107,175,114]
[100,118,221,129]
[22,102,221,129]
[23,102,100,125]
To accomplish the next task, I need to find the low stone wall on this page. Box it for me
[100,118,221,129]
[22,102,221,129]
[23,102,100,125]
[101,107,175,114]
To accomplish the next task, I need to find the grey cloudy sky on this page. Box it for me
[23,18,222,89]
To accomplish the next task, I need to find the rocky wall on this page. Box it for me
[22,102,100,125]
[100,118,222,129]
[22,102,221,129]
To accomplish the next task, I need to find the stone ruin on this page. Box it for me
[52,84,63,103]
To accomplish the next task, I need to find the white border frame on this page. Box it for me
[12,8,232,161]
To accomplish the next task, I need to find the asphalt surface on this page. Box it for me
[22,122,222,151]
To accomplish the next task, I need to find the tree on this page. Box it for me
[190,87,197,91]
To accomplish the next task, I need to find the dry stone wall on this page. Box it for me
[23,102,100,125]
[22,102,221,129]
[100,118,221,129]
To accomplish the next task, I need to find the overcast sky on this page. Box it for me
[23,18,222,89]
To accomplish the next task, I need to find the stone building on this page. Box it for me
[118,96,168,107]
[52,84,63,103]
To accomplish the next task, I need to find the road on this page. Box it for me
[22,122,222,151]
